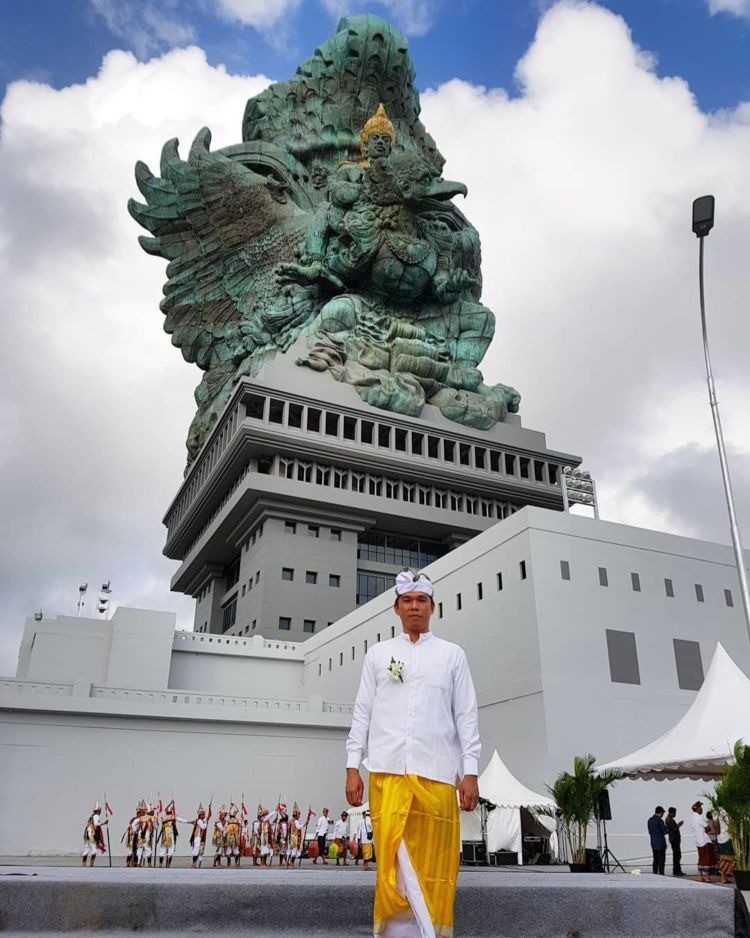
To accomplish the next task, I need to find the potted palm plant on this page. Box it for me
[547,754,621,872]
[714,740,750,891]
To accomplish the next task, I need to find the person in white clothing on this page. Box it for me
[345,569,480,938]
[333,811,349,865]
[285,804,305,867]
[689,800,714,883]
[314,808,330,864]
[190,806,208,868]
[357,810,374,870]
[81,804,108,866]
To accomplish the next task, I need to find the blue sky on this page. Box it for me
[1,0,749,113]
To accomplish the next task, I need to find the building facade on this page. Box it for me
[165,343,579,642]
[2,507,748,861]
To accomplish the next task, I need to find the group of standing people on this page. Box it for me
[312,808,375,870]
[648,800,736,883]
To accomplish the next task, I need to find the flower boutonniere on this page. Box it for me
[387,657,404,682]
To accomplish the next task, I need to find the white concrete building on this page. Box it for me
[2,506,748,862]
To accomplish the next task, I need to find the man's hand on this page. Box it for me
[458,775,479,812]
[346,768,364,807]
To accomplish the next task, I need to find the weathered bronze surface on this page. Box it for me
[129,15,520,463]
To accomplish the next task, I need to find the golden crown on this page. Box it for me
[361,103,396,147]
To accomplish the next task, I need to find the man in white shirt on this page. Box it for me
[345,569,480,938]
[314,808,330,864]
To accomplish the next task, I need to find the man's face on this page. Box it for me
[323,808,329,816]
[341,813,347,821]
[394,591,434,631]
[364,131,392,161]
[694,805,703,814]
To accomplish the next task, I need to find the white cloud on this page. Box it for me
[2,2,750,674]
[706,0,750,20]
[320,0,440,36]
[0,47,270,672]
[213,0,303,30]
[89,0,196,57]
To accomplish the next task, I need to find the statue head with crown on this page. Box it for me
[360,103,396,164]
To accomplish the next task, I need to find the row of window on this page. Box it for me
[590,565,735,606]
[357,531,447,568]
[606,630,704,690]
[282,568,341,588]
[284,521,342,540]
[265,454,519,521]
[279,617,333,634]
[317,625,400,675]
[169,401,243,530]
[245,392,561,485]
[241,523,264,554]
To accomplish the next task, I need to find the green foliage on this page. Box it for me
[714,739,750,870]
[546,754,622,865]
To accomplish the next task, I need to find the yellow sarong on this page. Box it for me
[370,773,459,938]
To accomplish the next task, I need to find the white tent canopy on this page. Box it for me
[460,749,555,864]
[597,643,750,781]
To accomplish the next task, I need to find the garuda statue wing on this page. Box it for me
[128,128,324,459]
[128,127,312,370]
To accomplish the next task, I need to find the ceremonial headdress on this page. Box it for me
[229,802,239,817]
[292,802,300,817]
[94,801,102,813]
[395,569,433,598]
[361,103,396,148]
[197,802,205,816]
[257,803,265,819]
[136,800,147,815]
[219,804,228,816]
[166,799,175,815]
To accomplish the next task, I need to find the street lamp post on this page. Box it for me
[692,195,750,645]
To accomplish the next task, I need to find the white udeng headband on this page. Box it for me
[395,570,434,597]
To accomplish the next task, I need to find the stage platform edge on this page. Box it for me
[0,867,748,938]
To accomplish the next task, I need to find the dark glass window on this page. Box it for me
[361,421,374,444]
[245,394,265,419]
[303,620,316,634]
[606,629,640,685]
[631,572,641,592]
[695,584,704,603]
[477,582,483,600]
[282,568,294,581]
[560,561,571,581]
[221,597,237,633]
[665,578,674,598]
[279,617,291,631]
[520,560,527,580]
[306,408,321,432]
[725,589,734,608]
[356,572,394,606]
[329,574,341,587]
[497,572,503,590]
[598,567,608,587]
[306,571,318,585]
[288,403,303,428]
[269,399,285,424]
[674,639,704,690]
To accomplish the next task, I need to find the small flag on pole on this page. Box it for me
[105,802,114,817]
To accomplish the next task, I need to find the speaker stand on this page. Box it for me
[601,819,626,873]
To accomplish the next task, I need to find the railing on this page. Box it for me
[0,679,73,696]
[89,685,310,711]
[172,631,304,657]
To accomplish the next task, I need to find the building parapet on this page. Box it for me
[172,631,305,658]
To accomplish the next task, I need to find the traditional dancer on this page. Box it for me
[125,802,145,867]
[81,803,108,866]
[286,804,304,867]
[224,804,242,867]
[346,570,480,938]
[258,805,275,866]
[212,806,228,867]
[274,804,289,867]
[158,801,187,867]
[189,805,208,868]
[137,803,157,868]
[250,805,264,866]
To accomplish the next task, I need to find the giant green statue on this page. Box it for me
[129,14,520,464]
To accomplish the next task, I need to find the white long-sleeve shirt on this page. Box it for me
[689,811,711,848]
[346,630,480,785]
[333,819,348,840]
[315,815,330,837]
